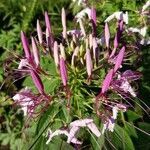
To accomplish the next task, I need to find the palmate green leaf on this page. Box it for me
[35,103,60,134]
[43,77,60,95]
[127,110,142,122]
[29,103,61,149]
[32,103,74,150]
[62,105,71,123]
[0,133,10,146]
[134,122,150,150]
[108,124,135,150]
[124,122,138,138]
[22,76,37,93]
[40,55,57,76]
[91,134,105,150]
[46,137,74,150]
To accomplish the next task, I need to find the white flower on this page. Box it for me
[142,0,150,12]
[18,59,29,69]
[72,0,87,6]
[46,118,101,146]
[67,126,79,143]
[105,11,128,24]
[120,79,136,97]
[102,118,115,134]
[75,7,91,22]
[112,106,118,119]
[127,26,147,37]
[46,128,82,145]
[70,118,93,127]
[87,122,101,137]
[67,30,83,38]
[12,87,33,116]
[46,129,69,144]
[140,38,150,45]
[112,104,127,119]
[70,119,101,137]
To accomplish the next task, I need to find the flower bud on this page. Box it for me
[21,31,31,59]
[30,70,44,94]
[71,46,79,67]
[59,56,68,86]
[61,8,67,39]
[31,37,40,67]
[89,34,93,49]
[114,46,125,72]
[101,69,114,94]
[60,43,66,60]
[45,11,52,33]
[104,22,110,48]
[53,41,59,67]
[79,19,86,37]
[37,20,43,44]
[86,49,93,77]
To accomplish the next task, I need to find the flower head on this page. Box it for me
[13,87,34,116]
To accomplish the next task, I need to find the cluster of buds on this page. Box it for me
[12,0,148,146]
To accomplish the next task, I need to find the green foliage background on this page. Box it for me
[0,0,149,149]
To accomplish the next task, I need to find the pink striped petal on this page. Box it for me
[21,31,31,59]
[31,37,40,67]
[60,57,68,86]
[67,126,79,143]
[70,119,93,127]
[101,69,114,94]
[114,46,125,72]
[87,122,101,137]
[30,70,44,94]
[105,23,110,48]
